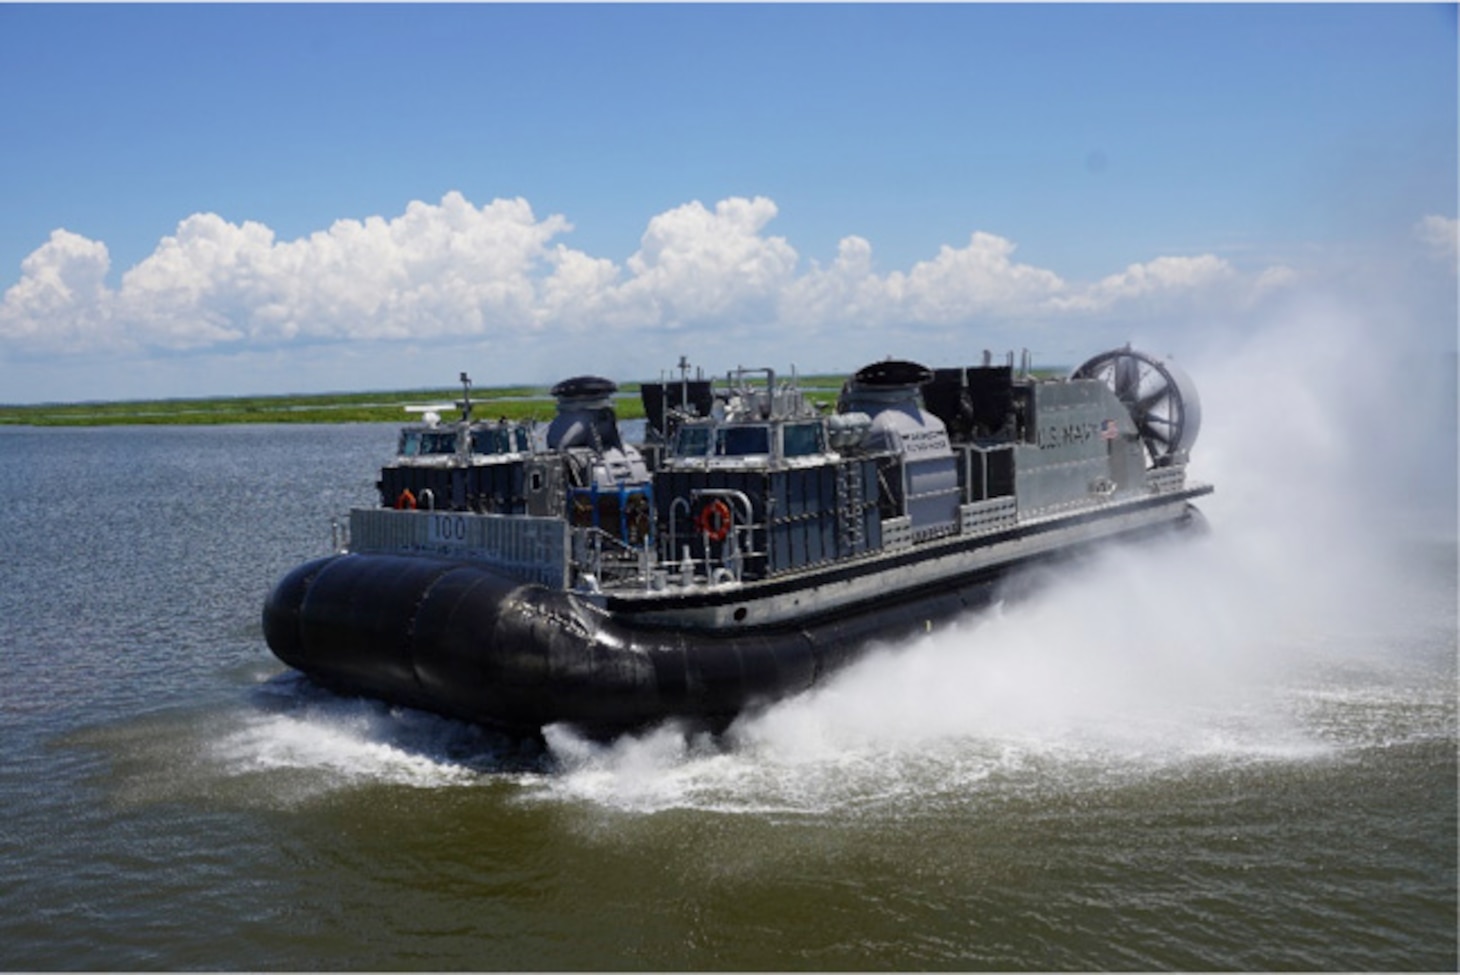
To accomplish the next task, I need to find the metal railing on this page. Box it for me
[569,523,654,592]
[664,488,759,587]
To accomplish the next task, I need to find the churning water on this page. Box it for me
[1,310,1454,969]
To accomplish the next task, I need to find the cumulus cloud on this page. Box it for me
[117,213,264,347]
[2,191,1298,362]
[781,235,882,326]
[1,229,115,346]
[1415,214,1458,267]
[781,231,1068,335]
[891,232,1068,321]
[1,193,570,354]
[1051,254,1236,313]
[621,196,798,328]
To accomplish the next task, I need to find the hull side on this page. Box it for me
[263,504,1205,736]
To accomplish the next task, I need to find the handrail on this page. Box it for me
[665,487,758,586]
[570,522,651,590]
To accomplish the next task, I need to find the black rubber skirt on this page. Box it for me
[263,504,1206,736]
[261,552,1001,737]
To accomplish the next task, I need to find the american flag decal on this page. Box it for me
[1100,419,1119,440]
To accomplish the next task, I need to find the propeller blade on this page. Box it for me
[1141,423,1172,448]
[1136,384,1172,416]
[1114,355,1142,403]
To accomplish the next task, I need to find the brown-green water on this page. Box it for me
[1,424,1454,970]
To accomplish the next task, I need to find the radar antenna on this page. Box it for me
[458,372,473,422]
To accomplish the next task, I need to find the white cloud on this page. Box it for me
[781,231,1068,334]
[242,193,568,342]
[117,213,266,347]
[1251,264,1299,298]
[1415,214,1458,267]
[0,229,114,346]
[891,232,1068,321]
[781,234,882,326]
[1051,254,1236,313]
[537,245,622,331]
[619,196,798,328]
[2,192,1298,367]
[2,193,572,354]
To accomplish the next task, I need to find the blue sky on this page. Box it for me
[0,3,1455,403]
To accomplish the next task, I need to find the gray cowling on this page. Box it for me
[547,376,623,451]
[842,360,961,537]
[546,375,651,491]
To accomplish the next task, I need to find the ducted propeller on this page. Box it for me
[1071,345,1202,467]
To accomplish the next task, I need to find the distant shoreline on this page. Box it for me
[0,386,634,428]
[0,377,852,428]
[0,369,1077,428]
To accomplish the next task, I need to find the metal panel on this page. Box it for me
[654,457,882,579]
[1146,466,1186,494]
[882,516,913,551]
[349,507,569,588]
[904,455,960,538]
[960,496,1018,536]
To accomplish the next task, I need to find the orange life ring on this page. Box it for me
[696,499,732,542]
[395,488,417,510]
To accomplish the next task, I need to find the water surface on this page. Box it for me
[0,424,1453,970]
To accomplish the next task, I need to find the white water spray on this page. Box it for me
[212,290,1453,812]
[535,293,1456,813]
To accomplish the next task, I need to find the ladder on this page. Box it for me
[836,460,865,552]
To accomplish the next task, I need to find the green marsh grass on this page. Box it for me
[1,378,849,427]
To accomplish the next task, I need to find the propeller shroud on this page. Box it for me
[1071,345,1202,467]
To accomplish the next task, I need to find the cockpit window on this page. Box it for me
[674,424,712,457]
[470,426,525,456]
[401,430,458,456]
[782,421,825,458]
[674,423,771,458]
[716,425,770,457]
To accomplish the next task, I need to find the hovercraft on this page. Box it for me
[263,347,1212,737]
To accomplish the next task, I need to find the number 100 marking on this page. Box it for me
[429,513,469,544]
